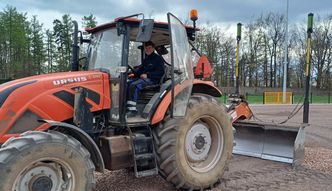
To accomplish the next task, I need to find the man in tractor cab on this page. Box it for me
[127,41,165,117]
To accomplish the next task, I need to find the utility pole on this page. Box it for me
[282,0,289,103]
[303,13,314,124]
[235,23,242,95]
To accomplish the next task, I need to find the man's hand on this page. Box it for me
[128,73,135,78]
[140,74,147,79]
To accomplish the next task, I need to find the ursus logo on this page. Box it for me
[53,76,87,85]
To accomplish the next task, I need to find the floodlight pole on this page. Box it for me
[303,13,314,124]
[235,23,242,95]
[282,0,289,103]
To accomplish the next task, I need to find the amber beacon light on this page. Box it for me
[190,9,198,21]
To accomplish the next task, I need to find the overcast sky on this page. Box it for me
[1,0,332,33]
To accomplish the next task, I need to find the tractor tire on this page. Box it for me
[154,94,233,190]
[0,130,95,191]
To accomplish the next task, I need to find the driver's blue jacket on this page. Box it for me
[134,52,165,83]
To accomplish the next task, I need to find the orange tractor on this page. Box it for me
[0,11,303,191]
[0,11,233,191]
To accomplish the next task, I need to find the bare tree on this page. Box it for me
[220,36,236,90]
[261,13,286,87]
[195,25,223,85]
[242,21,265,87]
[311,15,332,89]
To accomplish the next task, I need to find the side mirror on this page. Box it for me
[136,19,154,42]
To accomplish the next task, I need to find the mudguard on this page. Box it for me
[151,79,221,125]
[40,119,105,172]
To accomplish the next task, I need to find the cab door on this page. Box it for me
[167,13,194,117]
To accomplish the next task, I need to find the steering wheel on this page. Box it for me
[127,65,136,78]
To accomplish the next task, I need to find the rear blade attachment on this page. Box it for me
[232,120,306,166]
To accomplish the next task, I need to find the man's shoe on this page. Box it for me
[126,110,138,118]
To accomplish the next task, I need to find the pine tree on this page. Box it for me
[45,29,56,73]
[29,15,46,75]
[53,14,73,72]
[82,14,97,28]
[0,6,30,78]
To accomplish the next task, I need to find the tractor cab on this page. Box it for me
[85,14,198,125]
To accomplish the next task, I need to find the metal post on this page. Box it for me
[119,25,130,124]
[303,13,313,124]
[282,0,289,103]
[235,23,242,95]
[329,92,330,104]
[202,62,205,80]
[292,92,294,104]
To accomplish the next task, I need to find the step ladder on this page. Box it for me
[129,126,158,178]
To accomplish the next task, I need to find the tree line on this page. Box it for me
[195,13,332,90]
[0,6,97,80]
[1,5,331,90]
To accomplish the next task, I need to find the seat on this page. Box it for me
[138,72,165,104]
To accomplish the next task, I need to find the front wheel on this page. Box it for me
[154,94,233,190]
[0,131,95,191]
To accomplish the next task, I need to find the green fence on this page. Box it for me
[221,92,332,104]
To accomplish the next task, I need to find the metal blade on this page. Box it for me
[232,121,306,166]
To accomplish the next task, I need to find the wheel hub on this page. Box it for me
[31,176,53,191]
[194,135,206,150]
[14,161,73,191]
[185,122,212,161]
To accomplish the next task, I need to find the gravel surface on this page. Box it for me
[95,170,175,191]
[95,104,332,191]
[304,147,332,175]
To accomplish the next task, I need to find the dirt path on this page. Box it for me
[217,155,332,191]
[95,104,332,191]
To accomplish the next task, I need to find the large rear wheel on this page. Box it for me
[154,94,233,190]
[0,131,95,191]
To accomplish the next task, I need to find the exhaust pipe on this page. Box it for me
[71,20,79,71]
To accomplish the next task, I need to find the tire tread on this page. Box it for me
[153,93,233,190]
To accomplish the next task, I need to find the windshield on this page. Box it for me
[128,41,142,68]
[169,21,193,81]
[88,28,123,77]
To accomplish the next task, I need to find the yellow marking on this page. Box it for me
[236,42,240,77]
[306,38,311,76]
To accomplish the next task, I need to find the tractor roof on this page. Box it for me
[86,17,196,33]
[86,17,197,46]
